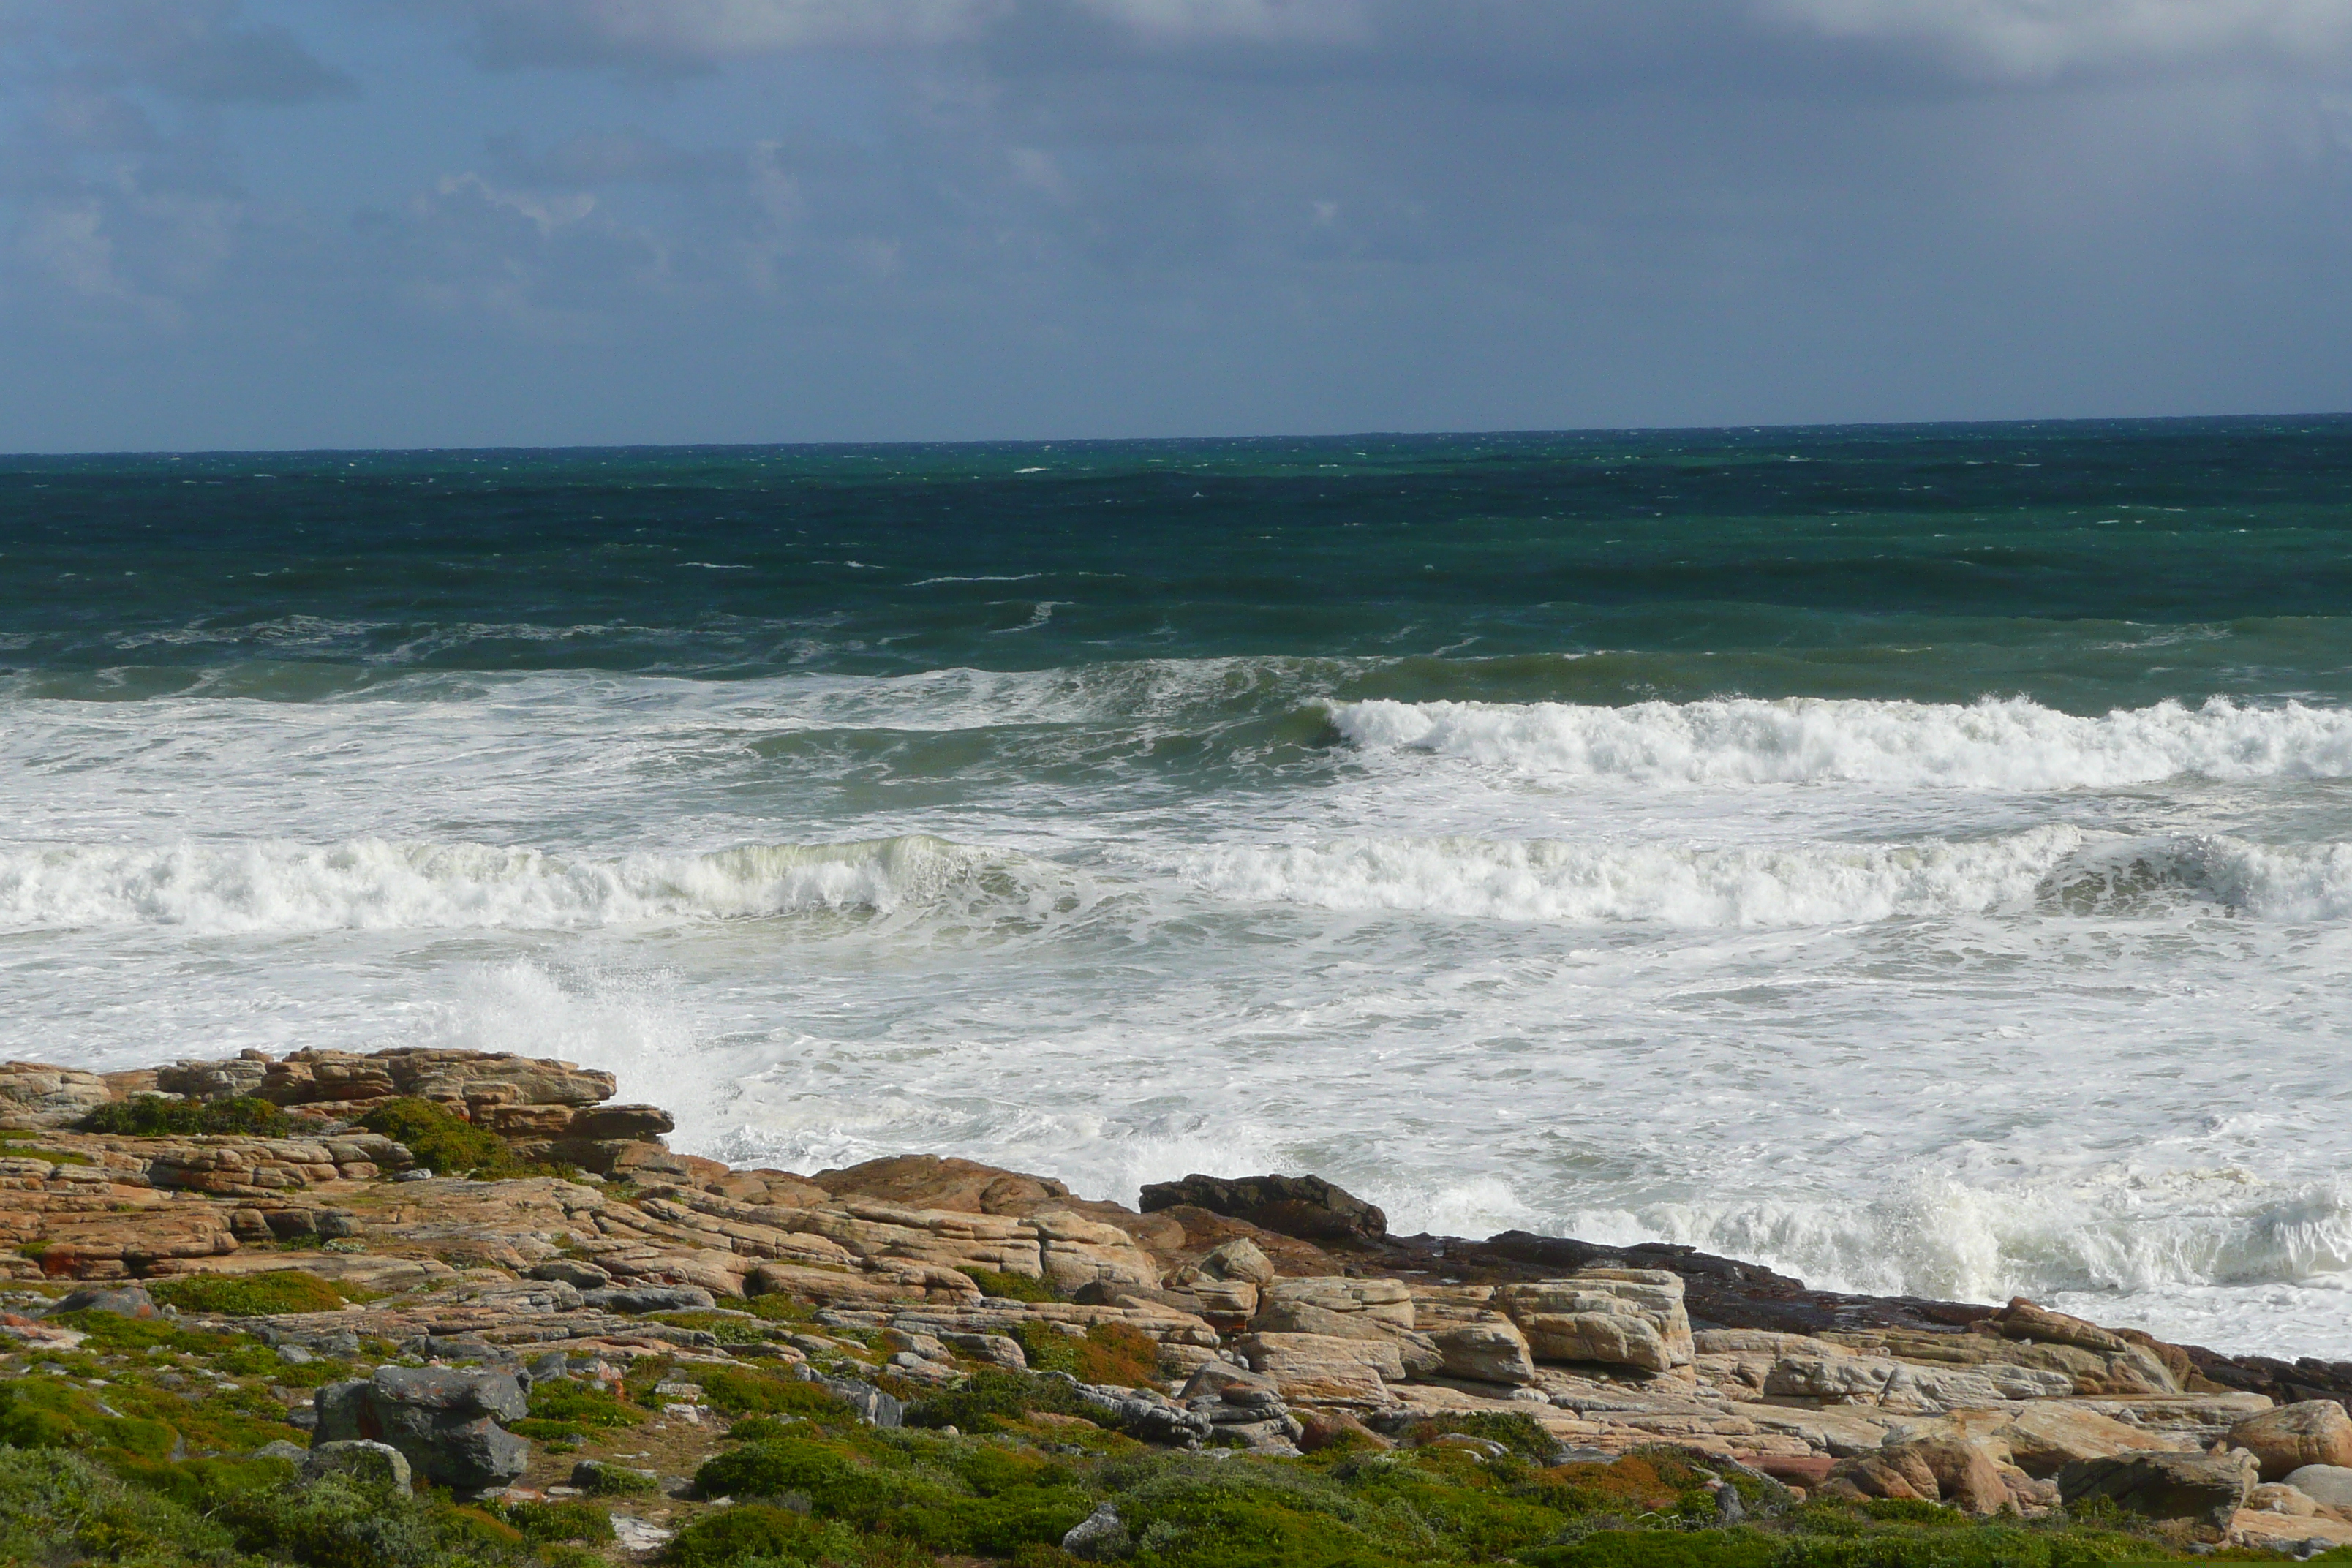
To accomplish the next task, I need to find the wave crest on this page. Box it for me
[0,834,1074,933]
[1183,829,2352,925]
[1332,694,2352,788]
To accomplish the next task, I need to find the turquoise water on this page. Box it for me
[7,416,2352,1354]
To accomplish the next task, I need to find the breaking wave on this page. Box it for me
[1183,828,2352,925]
[0,834,1083,934]
[1332,694,2352,788]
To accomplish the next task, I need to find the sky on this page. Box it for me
[1,1,2351,450]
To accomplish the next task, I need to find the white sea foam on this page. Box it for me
[1180,828,2352,925]
[0,834,1070,933]
[1333,694,2352,788]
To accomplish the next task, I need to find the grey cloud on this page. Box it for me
[29,1,358,103]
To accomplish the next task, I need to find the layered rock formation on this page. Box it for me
[8,1046,2352,1552]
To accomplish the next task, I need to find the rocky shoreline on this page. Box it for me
[7,1047,2352,1565]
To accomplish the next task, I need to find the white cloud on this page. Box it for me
[1763,0,2352,80]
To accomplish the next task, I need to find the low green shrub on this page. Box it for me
[148,1270,351,1316]
[571,1460,661,1498]
[965,1268,1063,1303]
[355,1097,515,1177]
[905,1369,1092,1432]
[494,1499,614,1543]
[688,1368,856,1420]
[0,1447,238,1568]
[80,1096,293,1138]
[666,1502,927,1568]
[510,1377,645,1441]
[1409,1411,1557,1461]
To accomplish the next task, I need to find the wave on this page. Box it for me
[0,834,1083,934]
[1594,1166,2352,1311]
[1331,694,2352,788]
[1181,829,2352,925]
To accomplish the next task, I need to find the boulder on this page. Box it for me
[2285,1464,2352,1509]
[2228,1401,2352,1481]
[1139,1173,1387,1245]
[1197,1237,1276,1286]
[2057,1450,2257,1527]
[1824,1437,2016,1514]
[1236,1332,1403,1406]
[1496,1271,1692,1372]
[2248,1482,2321,1517]
[303,1439,414,1490]
[49,1285,157,1318]
[0,1062,113,1129]
[312,1367,529,1494]
[1061,1502,1131,1561]
[1427,1319,1537,1387]
[1948,1401,2173,1477]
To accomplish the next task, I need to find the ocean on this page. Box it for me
[7,418,2352,1358]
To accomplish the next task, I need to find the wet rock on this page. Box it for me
[1139,1172,1387,1245]
[2058,1450,2258,1527]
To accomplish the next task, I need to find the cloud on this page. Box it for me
[12,1,358,104]
[1762,0,2352,81]
[419,0,1000,70]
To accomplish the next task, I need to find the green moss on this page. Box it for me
[510,1376,647,1441]
[0,1373,181,1458]
[739,1292,821,1324]
[1012,1322,1082,1376]
[80,1096,293,1138]
[571,1460,662,1498]
[666,1503,927,1568]
[355,1096,517,1177]
[965,1267,1064,1303]
[147,1270,353,1316]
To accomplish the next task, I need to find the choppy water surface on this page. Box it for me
[8,420,2352,1356]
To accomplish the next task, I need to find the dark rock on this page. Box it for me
[581,1284,715,1313]
[2057,1450,2255,1526]
[1138,1173,1387,1245]
[312,1366,529,1493]
[264,1210,318,1240]
[315,1211,363,1239]
[563,1104,675,1139]
[50,1285,157,1318]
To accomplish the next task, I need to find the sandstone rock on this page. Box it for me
[1296,1409,1394,1452]
[1497,1273,1692,1373]
[814,1153,1071,1214]
[2057,1450,2257,1527]
[1237,1332,1403,1406]
[2286,1464,2352,1509]
[1139,1172,1387,1245]
[582,1284,715,1313]
[2228,1401,2352,1481]
[0,1062,113,1129]
[527,1259,612,1289]
[1198,1237,1275,1285]
[1027,1207,1162,1294]
[2248,1482,2321,1516]
[1826,1437,2015,1514]
[2228,1509,2352,1555]
[1947,1401,2174,1476]
[1259,1275,1414,1329]
[314,1366,530,1494]
[1428,1319,1538,1387]
[303,1439,414,1490]
[562,1104,676,1140]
